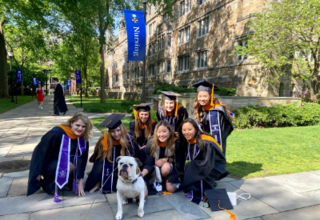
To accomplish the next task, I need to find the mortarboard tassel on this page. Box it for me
[133,107,138,120]
[103,129,108,151]
[218,200,236,220]
[175,97,179,118]
[210,84,215,106]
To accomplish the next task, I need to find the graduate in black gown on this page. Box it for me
[141,121,178,193]
[192,80,234,156]
[85,114,140,194]
[53,77,68,116]
[156,91,188,134]
[27,112,93,202]
[168,118,228,205]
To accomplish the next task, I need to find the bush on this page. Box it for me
[131,110,158,122]
[233,102,320,129]
[153,83,236,96]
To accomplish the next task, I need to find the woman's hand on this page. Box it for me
[78,179,85,197]
[155,158,166,167]
[36,175,41,181]
[139,145,146,150]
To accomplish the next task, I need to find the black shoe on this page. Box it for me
[62,112,67,115]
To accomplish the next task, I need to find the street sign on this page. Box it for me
[75,71,81,83]
[32,77,37,86]
[68,79,71,87]
[16,69,22,82]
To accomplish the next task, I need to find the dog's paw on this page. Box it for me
[122,199,128,205]
[138,208,144,218]
[115,212,123,220]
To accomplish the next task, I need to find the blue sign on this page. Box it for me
[75,71,81,83]
[67,79,71,87]
[123,10,146,61]
[32,77,37,86]
[38,80,41,85]
[16,69,22,82]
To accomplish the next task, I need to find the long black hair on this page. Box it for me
[179,118,205,151]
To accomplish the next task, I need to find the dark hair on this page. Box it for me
[53,77,59,82]
[179,118,204,151]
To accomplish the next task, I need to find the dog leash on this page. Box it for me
[83,167,118,220]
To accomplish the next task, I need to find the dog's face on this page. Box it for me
[116,156,138,180]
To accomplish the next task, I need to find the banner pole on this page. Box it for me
[142,0,147,103]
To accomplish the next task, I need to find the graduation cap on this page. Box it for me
[192,80,218,106]
[205,189,236,219]
[99,113,125,151]
[159,91,182,117]
[133,103,153,120]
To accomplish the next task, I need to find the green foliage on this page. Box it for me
[153,84,236,96]
[230,0,320,98]
[233,102,320,129]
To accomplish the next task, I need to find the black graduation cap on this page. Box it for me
[191,80,218,92]
[159,91,182,101]
[205,188,233,212]
[133,103,153,112]
[99,113,126,129]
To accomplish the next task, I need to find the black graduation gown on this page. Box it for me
[27,127,89,196]
[84,138,140,193]
[199,106,233,154]
[170,138,227,193]
[156,106,189,132]
[54,83,68,113]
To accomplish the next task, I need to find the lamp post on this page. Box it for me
[7,50,15,103]
[43,69,48,96]
[142,0,147,103]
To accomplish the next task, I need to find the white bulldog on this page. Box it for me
[115,156,148,220]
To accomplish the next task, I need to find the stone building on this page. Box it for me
[105,0,294,98]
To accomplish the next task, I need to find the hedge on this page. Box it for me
[233,102,320,129]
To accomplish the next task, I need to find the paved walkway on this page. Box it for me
[0,95,319,220]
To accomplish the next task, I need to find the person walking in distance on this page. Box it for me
[36,83,45,109]
[52,78,68,116]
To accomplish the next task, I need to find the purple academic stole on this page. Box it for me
[158,107,176,131]
[55,134,71,189]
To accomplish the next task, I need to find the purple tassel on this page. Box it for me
[73,179,78,195]
[54,185,62,203]
[186,191,192,199]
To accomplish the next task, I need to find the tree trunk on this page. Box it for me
[20,66,24,96]
[0,19,9,98]
[99,44,106,103]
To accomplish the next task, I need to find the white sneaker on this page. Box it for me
[153,181,162,192]
[40,107,43,109]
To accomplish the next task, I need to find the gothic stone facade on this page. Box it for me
[105,0,293,97]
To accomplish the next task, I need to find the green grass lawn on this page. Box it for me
[227,126,320,178]
[68,95,140,113]
[0,96,36,114]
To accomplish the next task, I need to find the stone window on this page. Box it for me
[237,39,248,61]
[135,68,140,78]
[197,17,209,38]
[198,0,208,5]
[168,36,171,47]
[115,74,118,82]
[112,62,117,71]
[147,5,156,15]
[158,35,165,51]
[178,55,190,72]
[167,60,171,72]
[148,44,156,56]
[179,0,191,17]
[196,51,208,69]
[178,26,191,45]
[148,64,155,77]
[149,21,156,36]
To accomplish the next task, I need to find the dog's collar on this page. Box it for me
[131,173,143,184]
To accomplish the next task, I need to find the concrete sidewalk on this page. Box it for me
[0,95,319,220]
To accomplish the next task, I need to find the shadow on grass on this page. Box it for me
[226,161,263,179]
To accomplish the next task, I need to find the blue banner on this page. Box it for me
[67,79,71,87]
[75,70,81,84]
[32,77,37,86]
[124,10,146,61]
[16,69,22,82]
[38,80,41,85]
